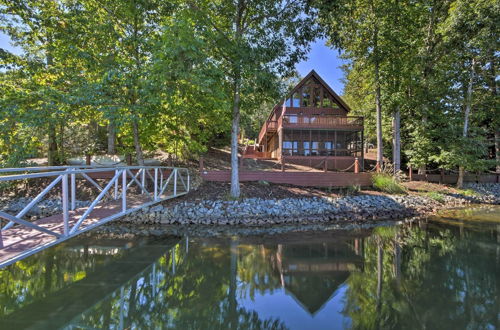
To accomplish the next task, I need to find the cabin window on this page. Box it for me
[283,141,298,156]
[311,141,319,156]
[323,141,334,156]
[292,92,300,107]
[301,86,310,107]
[312,86,321,107]
[286,114,298,124]
[322,89,333,108]
[303,141,310,156]
[285,98,292,107]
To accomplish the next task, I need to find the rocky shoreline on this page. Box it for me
[2,183,498,237]
[94,182,500,236]
[0,197,91,220]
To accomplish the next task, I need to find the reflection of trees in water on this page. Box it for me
[2,220,498,329]
[343,222,500,329]
[71,239,288,330]
[0,242,126,317]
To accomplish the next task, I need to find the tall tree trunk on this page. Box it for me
[418,116,427,175]
[47,122,58,166]
[132,119,144,166]
[418,4,437,176]
[59,121,65,163]
[46,48,58,166]
[488,48,499,173]
[374,31,383,169]
[496,130,500,173]
[230,77,241,198]
[131,7,144,167]
[230,0,244,198]
[392,107,401,173]
[458,59,475,188]
[107,122,116,154]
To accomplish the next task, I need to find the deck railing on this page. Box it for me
[282,115,363,128]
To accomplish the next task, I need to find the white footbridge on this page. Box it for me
[0,165,190,268]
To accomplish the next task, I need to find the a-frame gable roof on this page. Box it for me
[285,70,351,112]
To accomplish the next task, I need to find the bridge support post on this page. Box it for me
[174,169,177,196]
[122,170,127,212]
[70,172,76,210]
[114,170,119,200]
[141,169,146,194]
[154,168,158,200]
[62,173,69,236]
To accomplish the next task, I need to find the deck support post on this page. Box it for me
[408,165,413,181]
[376,161,381,173]
[440,169,444,184]
[354,158,359,174]
[324,159,328,172]
[281,157,285,172]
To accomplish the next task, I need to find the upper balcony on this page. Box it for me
[281,114,363,130]
[258,114,363,145]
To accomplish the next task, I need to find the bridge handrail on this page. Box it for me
[0,165,100,173]
[0,165,188,172]
[0,166,188,181]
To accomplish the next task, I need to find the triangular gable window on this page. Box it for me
[287,75,341,109]
[322,88,340,108]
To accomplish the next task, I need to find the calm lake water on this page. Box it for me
[1,205,499,330]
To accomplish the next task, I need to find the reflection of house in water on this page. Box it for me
[274,238,364,315]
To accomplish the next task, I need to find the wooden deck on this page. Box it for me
[201,170,372,187]
[0,195,150,266]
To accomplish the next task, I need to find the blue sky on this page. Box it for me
[0,33,347,93]
[296,39,348,94]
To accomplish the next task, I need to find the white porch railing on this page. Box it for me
[0,165,190,267]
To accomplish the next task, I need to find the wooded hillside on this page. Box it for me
[0,0,498,192]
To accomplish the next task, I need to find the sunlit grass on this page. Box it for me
[425,191,445,203]
[372,173,407,194]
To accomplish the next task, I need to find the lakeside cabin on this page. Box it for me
[248,70,364,172]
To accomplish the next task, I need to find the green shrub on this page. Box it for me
[372,173,406,194]
[425,191,445,203]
